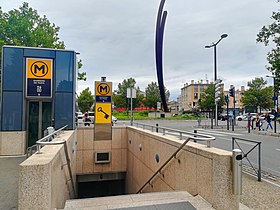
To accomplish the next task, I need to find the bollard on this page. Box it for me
[194,130,197,143]
[232,149,242,195]
[156,123,159,132]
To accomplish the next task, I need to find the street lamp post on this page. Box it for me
[266,75,277,133]
[205,34,228,126]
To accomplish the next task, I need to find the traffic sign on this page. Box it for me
[26,58,52,98]
[95,82,112,97]
[95,103,112,124]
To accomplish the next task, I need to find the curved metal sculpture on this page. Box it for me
[155,0,169,112]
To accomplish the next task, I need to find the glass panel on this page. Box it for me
[1,92,23,130]
[28,102,39,146]
[23,48,55,58]
[2,47,23,91]
[54,92,74,129]
[42,102,53,137]
[55,51,74,92]
[194,85,198,92]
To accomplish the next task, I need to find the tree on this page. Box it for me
[77,88,94,113]
[0,2,86,80]
[257,7,280,81]
[144,82,170,109]
[113,78,137,108]
[200,83,224,114]
[241,77,273,112]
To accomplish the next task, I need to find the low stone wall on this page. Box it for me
[126,127,239,210]
[18,130,76,210]
[0,131,26,155]
[76,126,127,174]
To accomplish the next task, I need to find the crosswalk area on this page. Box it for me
[195,129,243,137]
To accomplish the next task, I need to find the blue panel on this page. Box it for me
[55,51,74,92]
[54,93,74,129]
[2,47,24,91]
[23,48,55,58]
[1,92,23,131]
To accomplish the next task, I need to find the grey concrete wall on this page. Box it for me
[18,130,76,210]
[0,155,26,210]
[126,127,239,210]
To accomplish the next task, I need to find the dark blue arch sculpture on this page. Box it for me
[155,0,169,112]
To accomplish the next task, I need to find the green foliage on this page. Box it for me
[241,77,273,111]
[0,3,87,81]
[144,82,161,108]
[199,83,224,114]
[77,87,94,113]
[257,10,280,80]
[0,2,65,53]
[77,59,87,81]
[113,78,136,108]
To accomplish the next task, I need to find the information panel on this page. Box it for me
[95,103,112,124]
[95,81,112,103]
[26,58,52,98]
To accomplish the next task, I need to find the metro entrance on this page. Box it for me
[27,101,52,147]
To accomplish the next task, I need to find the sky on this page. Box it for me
[1,0,278,100]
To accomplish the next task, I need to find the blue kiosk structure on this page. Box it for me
[0,46,77,152]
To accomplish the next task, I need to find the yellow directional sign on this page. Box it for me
[95,103,112,124]
[95,82,112,96]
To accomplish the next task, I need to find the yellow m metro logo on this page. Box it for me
[27,58,52,79]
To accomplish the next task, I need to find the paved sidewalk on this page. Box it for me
[241,173,280,210]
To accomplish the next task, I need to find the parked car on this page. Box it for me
[260,113,275,121]
[219,113,232,121]
[236,113,258,121]
[88,112,95,123]
[75,112,84,124]
[112,115,118,124]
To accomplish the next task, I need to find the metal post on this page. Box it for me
[248,117,251,133]
[130,87,133,126]
[194,129,197,143]
[156,123,159,132]
[274,77,277,133]
[232,149,242,195]
[227,98,229,130]
[214,45,218,127]
[258,143,262,181]
[211,110,213,129]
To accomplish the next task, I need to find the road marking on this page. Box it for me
[196,129,242,136]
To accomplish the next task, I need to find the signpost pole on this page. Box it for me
[130,87,133,126]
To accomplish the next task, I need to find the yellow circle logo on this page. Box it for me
[97,83,110,96]
[31,61,48,77]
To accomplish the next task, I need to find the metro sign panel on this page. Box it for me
[26,58,52,98]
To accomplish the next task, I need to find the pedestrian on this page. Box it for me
[265,112,273,131]
[255,114,261,131]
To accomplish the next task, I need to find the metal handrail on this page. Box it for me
[137,137,190,193]
[133,122,215,194]
[35,125,76,197]
[232,137,262,181]
[133,122,215,147]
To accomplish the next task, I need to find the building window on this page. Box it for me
[194,93,198,99]
[194,85,198,92]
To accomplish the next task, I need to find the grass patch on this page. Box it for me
[113,111,203,120]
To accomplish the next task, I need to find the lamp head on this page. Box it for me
[221,34,228,39]
[205,45,211,48]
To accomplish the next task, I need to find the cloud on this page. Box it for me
[1,0,278,100]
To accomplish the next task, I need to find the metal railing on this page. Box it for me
[133,122,215,147]
[133,122,215,193]
[27,125,76,197]
[232,137,262,181]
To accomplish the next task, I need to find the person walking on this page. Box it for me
[255,114,261,131]
[265,112,273,131]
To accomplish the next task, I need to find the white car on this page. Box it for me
[75,112,84,124]
[112,116,117,124]
[260,113,275,121]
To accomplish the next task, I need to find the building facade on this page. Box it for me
[180,80,212,111]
